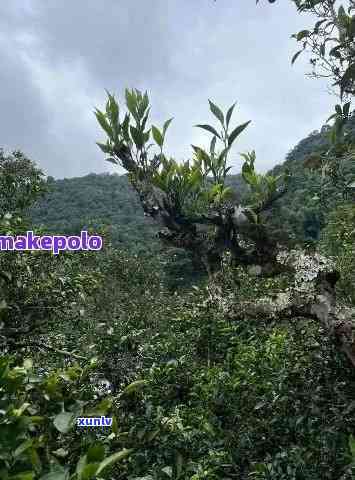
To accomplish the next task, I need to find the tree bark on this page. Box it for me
[214,249,355,368]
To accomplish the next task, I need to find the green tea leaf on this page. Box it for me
[94,110,113,138]
[349,434,355,459]
[226,102,236,128]
[163,118,174,136]
[96,449,133,475]
[195,124,221,139]
[76,455,87,478]
[208,100,224,126]
[105,90,119,125]
[152,126,164,147]
[123,380,147,394]
[130,126,144,149]
[105,157,118,165]
[210,136,217,155]
[14,439,33,458]
[87,443,106,463]
[291,50,303,65]
[228,120,251,147]
[53,411,75,434]
[11,473,36,480]
[96,142,111,154]
[296,30,310,41]
[343,102,351,117]
[79,463,99,480]
[125,89,137,116]
[39,464,69,480]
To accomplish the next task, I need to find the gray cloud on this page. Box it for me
[0,0,335,178]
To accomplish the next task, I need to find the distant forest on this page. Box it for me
[31,117,355,250]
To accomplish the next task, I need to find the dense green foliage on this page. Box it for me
[2,235,355,478]
[0,355,133,480]
[2,2,355,478]
[30,173,159,253]
[31,115,354,251]
[2,140,355,478]
[289,0,355,99]
[266,112,355,244]
[319,202,355,302]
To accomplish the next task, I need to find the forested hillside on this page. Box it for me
[267,116,355,243]
[31,173,160,252]
[30,174,248,252]
[2,1,355,480]
[31,119,355,249]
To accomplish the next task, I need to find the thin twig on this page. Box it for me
[12,340,87,360]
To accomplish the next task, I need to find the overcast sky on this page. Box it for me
[0,0,335,179]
